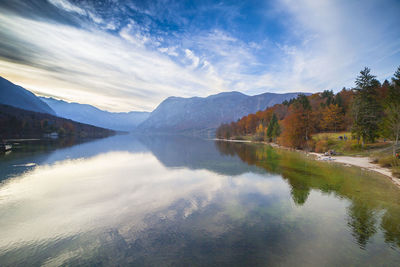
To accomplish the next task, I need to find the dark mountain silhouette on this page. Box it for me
[0,76,55,115]
[0,104,115,139]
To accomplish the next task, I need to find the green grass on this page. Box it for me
[369,145,400,178]
[313,132,350,140]
[312,132,400,178]
[313,132,361,155]
[312,132,394,156]
[232,131,400,178]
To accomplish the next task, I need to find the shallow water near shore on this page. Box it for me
[0,135,399,266]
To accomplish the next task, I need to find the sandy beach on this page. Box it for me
[311,153,400,187]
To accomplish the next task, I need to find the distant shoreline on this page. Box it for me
[214,138,400,188]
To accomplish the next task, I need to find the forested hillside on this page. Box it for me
[0,104,115,139]
[138,91,306,134]
[217,66,400,156]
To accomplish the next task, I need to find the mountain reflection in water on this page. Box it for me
[0,134,399,266]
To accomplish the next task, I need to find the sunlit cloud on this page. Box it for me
[0,0,399,111]
[0,13,227,111]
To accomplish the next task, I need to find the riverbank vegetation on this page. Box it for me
[216,66,400,177]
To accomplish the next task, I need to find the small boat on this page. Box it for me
[0,143,12,152]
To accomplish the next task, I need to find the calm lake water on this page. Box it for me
[0,135,399,266]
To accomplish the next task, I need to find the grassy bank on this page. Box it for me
[228,132,400,178]
[311,132,400,178]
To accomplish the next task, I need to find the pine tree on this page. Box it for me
[384,66,400,155]
[352,67,382,147]
[271,120,281,142]
[266,113,280,142]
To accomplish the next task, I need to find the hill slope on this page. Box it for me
[40,97,150,132]
[0,77,55,115]
[0,104,115,139]
[138,91,306,134]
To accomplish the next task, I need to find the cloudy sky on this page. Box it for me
[0,0,399,112]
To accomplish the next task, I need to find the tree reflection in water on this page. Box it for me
[214,140,400,250]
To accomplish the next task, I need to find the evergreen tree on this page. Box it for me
[352,67,382,146]
[296,94,313,149]
[321,90,335,106]
[266,113,280,142]
[335,92,343,108]
[383,66,400,155]
[271,120,281,141]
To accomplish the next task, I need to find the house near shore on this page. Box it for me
[43,132,59,139]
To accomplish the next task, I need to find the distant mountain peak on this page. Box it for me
[206,91,247,99]
[138,91,308,134]
[40,97,150,132]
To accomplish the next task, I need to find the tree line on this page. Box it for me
[216,66,400,155]
[0,104,115,139]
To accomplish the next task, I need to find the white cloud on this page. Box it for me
[48,0,86,16]
[87,11,103,24]
[245,0,400,94]
[0,14,229,112]
[158,46,179,57]
[184,49,200,69]
[1,0,399,111]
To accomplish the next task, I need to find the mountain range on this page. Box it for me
[40,97,149,132]
[0,77,55,115]
[1,76,308,134]
[137,91,305,134]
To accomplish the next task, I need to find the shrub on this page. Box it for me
[378,156,393,168]
[377,156,400,168]
[371,158,379,164]
[252,135,264,142]
[315,140,329,153]
[351,143,362,151]
[392,167,400,178]
[306,139,316,152]
[343,141,353,151]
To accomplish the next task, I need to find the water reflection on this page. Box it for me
[0,135,399,266]
[0,135,147,182]
[215,141,400,251]
[347,202,378,249]
[136,135,264,175]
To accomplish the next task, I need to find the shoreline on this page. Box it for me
[215,138,400,188]
[310,153,400,187]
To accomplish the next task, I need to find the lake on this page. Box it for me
[0,135,399,266]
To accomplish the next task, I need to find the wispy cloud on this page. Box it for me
[248,0,400,93]
[48,0,86,16]
[0,0,399,111]
[0,13,228,111]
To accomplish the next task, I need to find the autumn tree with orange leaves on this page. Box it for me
[321,104,344,132]
[280,94,315,149]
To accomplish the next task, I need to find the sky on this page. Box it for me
[0,0,399,112]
